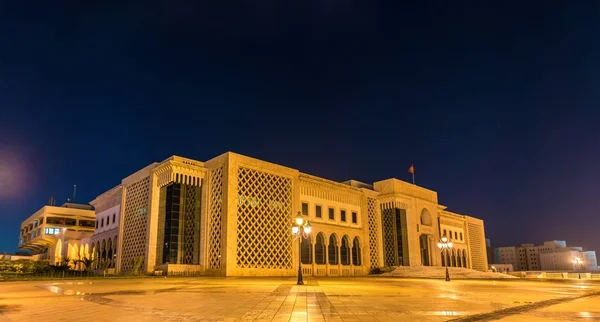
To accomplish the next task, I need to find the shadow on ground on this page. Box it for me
[0,304,21,314]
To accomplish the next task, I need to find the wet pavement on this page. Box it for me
[0,276,599,321]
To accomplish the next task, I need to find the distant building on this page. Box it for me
[495,240,597,271]
[18,202,96,263]
[496,246,524,271]
[486,238,494,265]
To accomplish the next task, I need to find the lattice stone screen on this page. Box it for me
[467,222,486,271]
[182,184,201,265]
[367,197,380,268]
[207,168,223,270]
[381,208,397,266]
[120,177,150,273]
[236,167,292,269]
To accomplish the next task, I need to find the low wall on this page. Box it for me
[155,264,203,276]
[508,271,600,280]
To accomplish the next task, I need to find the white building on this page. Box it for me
[496,246,523,271]
[18,202,96,265]
[496,240,597,271]
[89,185,122,270]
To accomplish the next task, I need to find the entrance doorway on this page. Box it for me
[419,235,430,266]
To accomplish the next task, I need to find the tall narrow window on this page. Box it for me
[460,232,463,241]
[101,218,104,227]
[315,233,326,264]
[328,208,335,220]
[315,205,322,218]
[340,236,350,265]
[341,210,346,222]
[301,236,312,264]
[328,235,338,264]
[352,237,361,266]
[301,202,309,216]
[351,212,357,223]
[113,214,116,223]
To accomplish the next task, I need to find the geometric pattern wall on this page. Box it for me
[236,167,292,269]
[207,168,223,270]
[367,197,380,268]
[467,222,487,271]
[182,184,201,265]
[119,177,150,273]
[381,208,397,267]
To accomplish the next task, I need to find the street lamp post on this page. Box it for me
[292,212,312,285]
[437,236,453,282]
[573,257,583,279]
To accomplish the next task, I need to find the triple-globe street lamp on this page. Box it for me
[292,212,311,285]
[437,236,453,282]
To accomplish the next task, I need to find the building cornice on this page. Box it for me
[299,173,363,195]
[154,157,207,188]
[90,185,123,207]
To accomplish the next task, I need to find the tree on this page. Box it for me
[131,256,144,275]
[75,256,96,272]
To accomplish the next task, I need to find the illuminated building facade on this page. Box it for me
[93,152,488,276]
[89,185,122,271]
[497,240,598,271]
[18,202,96,264]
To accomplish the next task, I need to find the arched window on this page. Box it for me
[107,239,113,268]
[101,239,107,264]
[95,242,101,269]
[54,241,63,265]
[352,237,361,266]
[451,249,457,267]
[113,236,118,268]
[315,233,326,265]
[457,251,462,267]
[301,235,312,264]
[340,236,350,266]
[462,249,467,268]
[328,235,339,265]
[420,208,432,226]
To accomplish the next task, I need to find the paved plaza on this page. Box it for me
[0,276,599,321]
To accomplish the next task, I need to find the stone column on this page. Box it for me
[325,241,330,276]
[311,240,316,276]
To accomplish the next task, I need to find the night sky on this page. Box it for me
[1,2,600,255]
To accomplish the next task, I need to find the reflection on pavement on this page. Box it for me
[38,283,90,296]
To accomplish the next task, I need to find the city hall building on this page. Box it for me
[95,152,488,276]
[19,151,488,276]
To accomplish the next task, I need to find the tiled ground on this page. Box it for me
[0,277,599,321]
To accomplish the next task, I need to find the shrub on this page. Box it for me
[370,267,383,274]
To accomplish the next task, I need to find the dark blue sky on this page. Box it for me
[1,2,600,255]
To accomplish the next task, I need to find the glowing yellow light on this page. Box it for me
[304,223,312,234]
